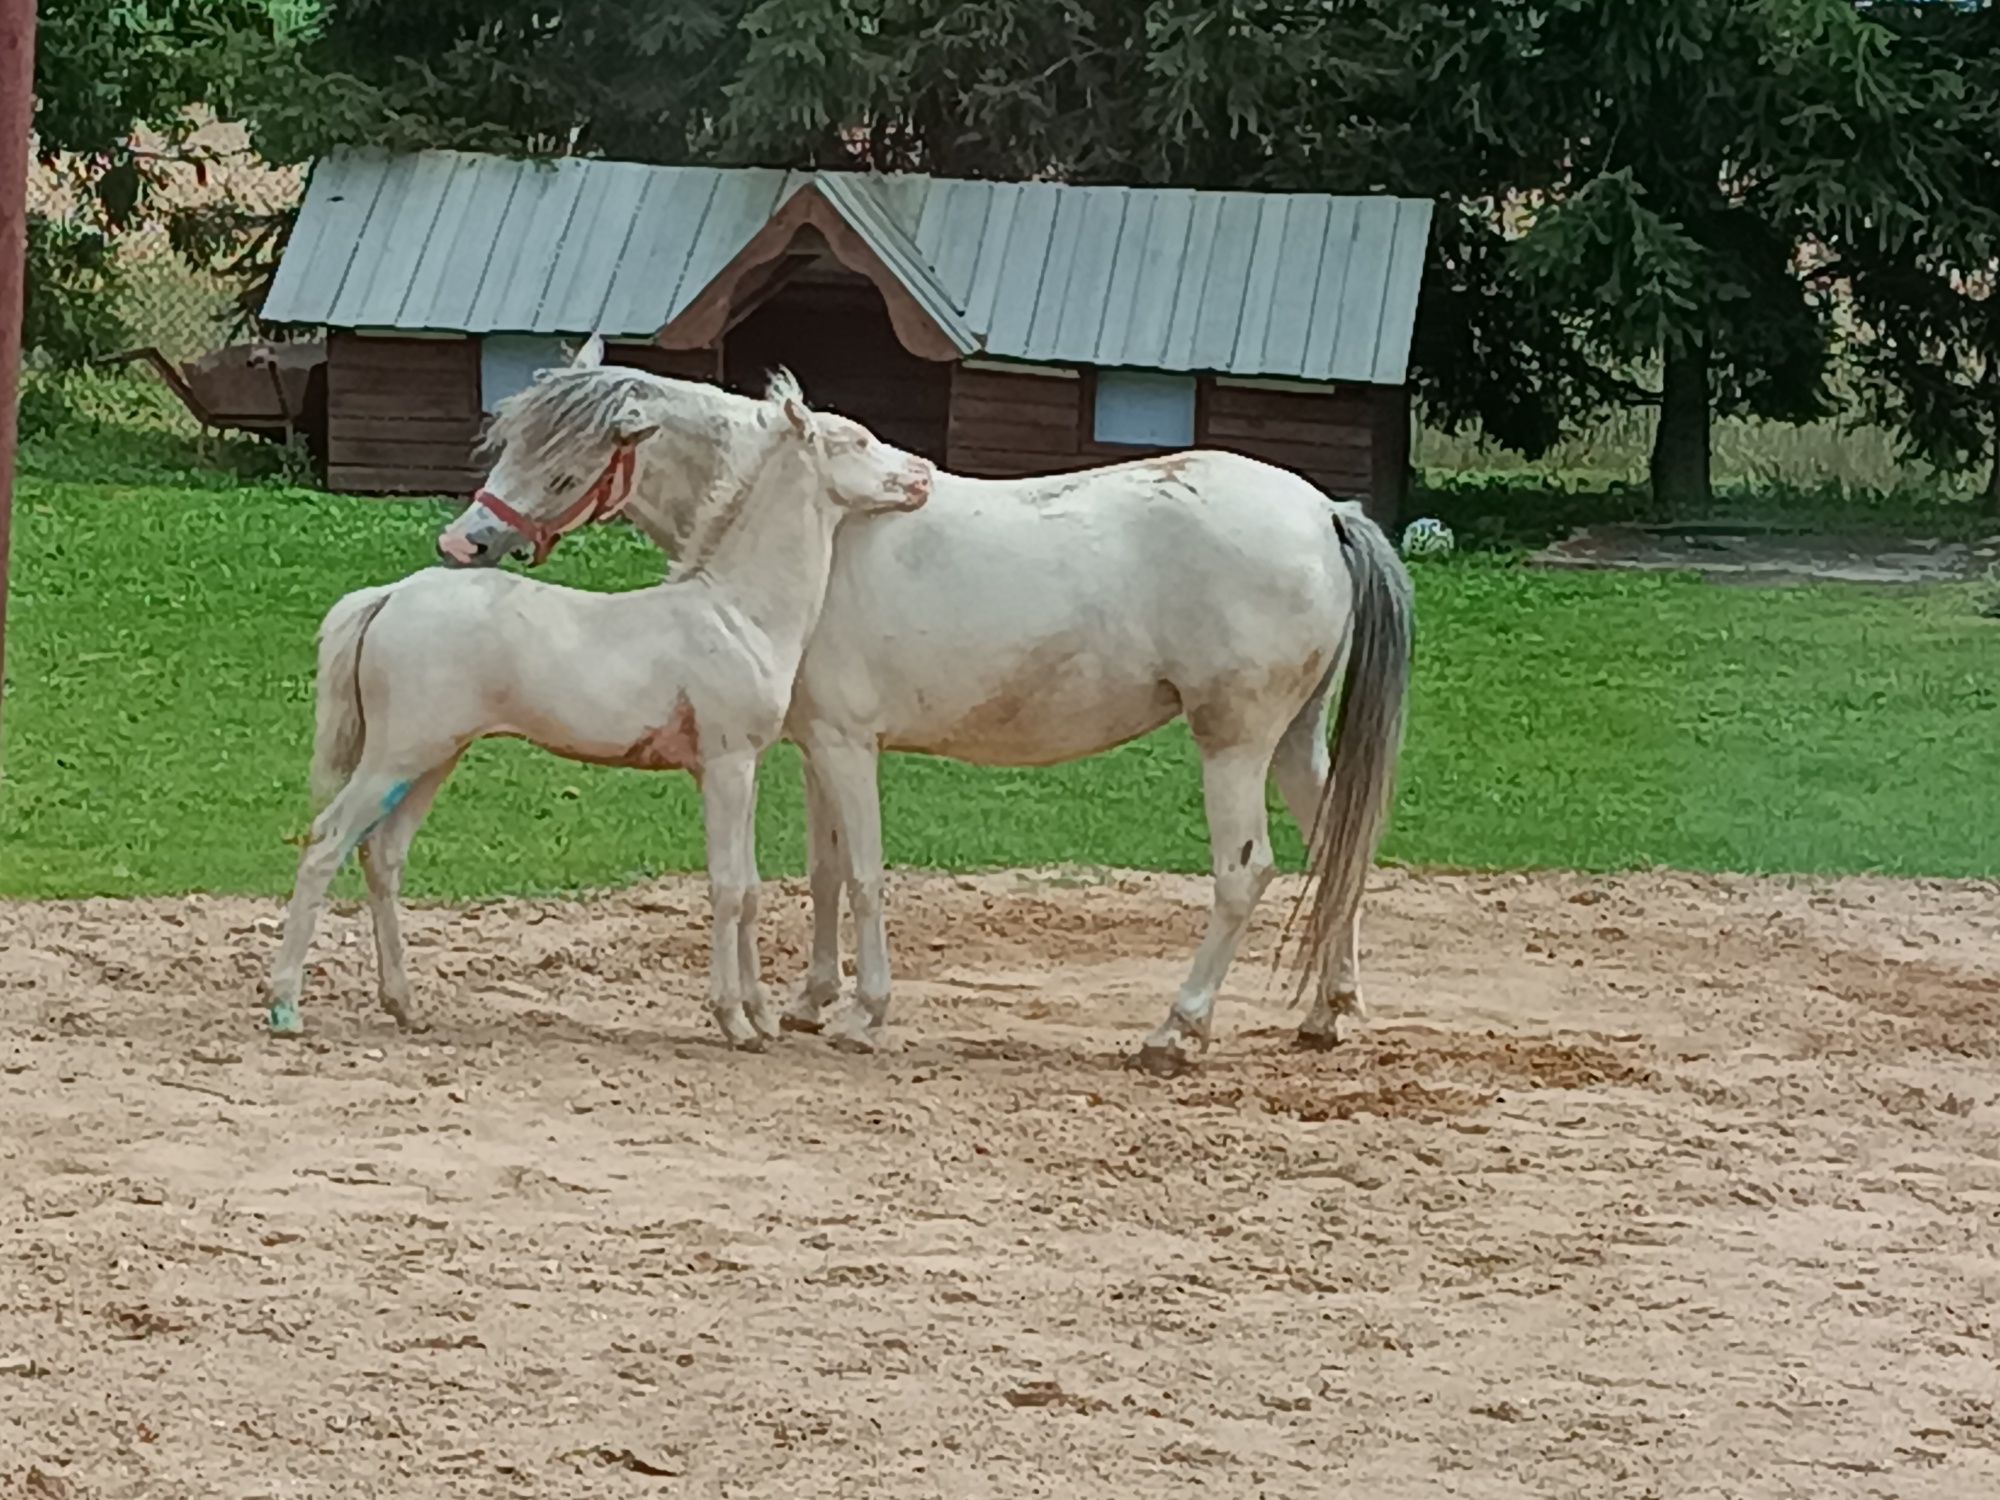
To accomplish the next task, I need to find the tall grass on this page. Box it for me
[1415,400,1979,504]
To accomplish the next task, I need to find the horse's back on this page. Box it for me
[795,450,1359,761]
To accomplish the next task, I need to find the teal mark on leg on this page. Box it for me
[340,780,414,866]
[272,783,411,1038]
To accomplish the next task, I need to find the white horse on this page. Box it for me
[439,339,1414,1074]
[268,371,933,1043]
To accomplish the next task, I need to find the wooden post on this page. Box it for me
[0,0,36,766]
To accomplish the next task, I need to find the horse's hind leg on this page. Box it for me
[1135,733,1282,1076]
[1270,667,1361,1049]
[358,757,457,1030]
[782,750,847,1034]
[268,768,414,1037]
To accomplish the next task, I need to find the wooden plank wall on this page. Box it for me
[947,368,1090,476]
[1203,382,1376,503]
[947,366,1404,522]
[608,343,720,382]
[325,333,483,495]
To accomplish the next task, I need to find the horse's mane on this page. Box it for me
[482,363,810,580]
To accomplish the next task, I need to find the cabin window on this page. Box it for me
[1091,369,1197,448]
[480,334,572,413]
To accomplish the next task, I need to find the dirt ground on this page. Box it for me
[1528,522,2000,587]
[3,867,1999,1499]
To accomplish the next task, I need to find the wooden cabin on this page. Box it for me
[262,150,1432,521]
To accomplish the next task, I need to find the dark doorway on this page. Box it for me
[724,280,950,461]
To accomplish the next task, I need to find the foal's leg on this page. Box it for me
[701,752,764,1051]
[357,758,457,1030]
[732,762,783,1042]
[807,739,894,1053]
[782,752,848,1034]
[1270,673,1364,1050]
[268,769,416,1037]
[1135,736,1283,1076]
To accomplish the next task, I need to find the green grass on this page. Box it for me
[4,384,1997,898]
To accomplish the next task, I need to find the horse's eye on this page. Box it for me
[553,474,579,492]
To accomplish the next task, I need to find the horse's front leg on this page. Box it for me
[733,753,781,1042]
[781,749,848,1035]
[700,752,766,1052]
[802,737,894,1053]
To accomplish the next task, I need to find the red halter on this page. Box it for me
[472,444,639,566]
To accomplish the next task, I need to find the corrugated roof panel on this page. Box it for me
[911,177,956,268]
[461,161,570,332]
[922,179,989,311]
[496,158,597,332]
[679,169,789,305]
[1190,193,1264,371]
[958,182,1022,333]
[1228,194,1295,374]
[422,154,527,330]
[262,153,389,325]
[1047,188,1127,365]
[1374,199,1433,384]
[870,173,932,241]
[1257,195,1332,377]
[982,183,1062,358]
[595,167,723,336]
[1091,190,1156,367]
[395,152,493,328]
[1022,187,1091,357]
[265,149,1432,384]
[1300,199,1360,380]
[1160,192,1224,371]
[318,151,417,324]
[1321,197,1399,382]
[1109,189,1194,370]
[538,159,653,333]
[341,153,457,328]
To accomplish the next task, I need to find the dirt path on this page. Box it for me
[4,868,1999,1498]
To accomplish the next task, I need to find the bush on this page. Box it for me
[23,214,131,368]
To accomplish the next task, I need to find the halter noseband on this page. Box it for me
[472,443,639,566]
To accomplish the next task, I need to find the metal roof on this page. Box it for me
[264,149,1432,385]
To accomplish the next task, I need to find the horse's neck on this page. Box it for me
[690,448,838,665]
[629,409,764,556]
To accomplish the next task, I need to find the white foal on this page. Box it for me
[267,370,932,1043]
[440,339,1414,1073]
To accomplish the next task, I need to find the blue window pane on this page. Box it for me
[1093,369,1196,447]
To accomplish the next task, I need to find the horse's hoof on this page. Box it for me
[1292,1028,1342,1053]
[1128,1043,1194,1078]
[826,1025,882,1056]
[267,1002,305,1038]
[780,1013,825,1036]
[731,1034,769,1055]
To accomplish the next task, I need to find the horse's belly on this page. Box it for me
[884,671,1180,767]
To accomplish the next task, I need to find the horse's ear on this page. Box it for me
[613,400,659,445]
[782,397,812,440]
[571,333,605,370]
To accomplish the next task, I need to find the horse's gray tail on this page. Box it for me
[1290,506,1415,1005]
[309,584,397,808]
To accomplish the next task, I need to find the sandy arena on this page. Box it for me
[3,867,1999,1498]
